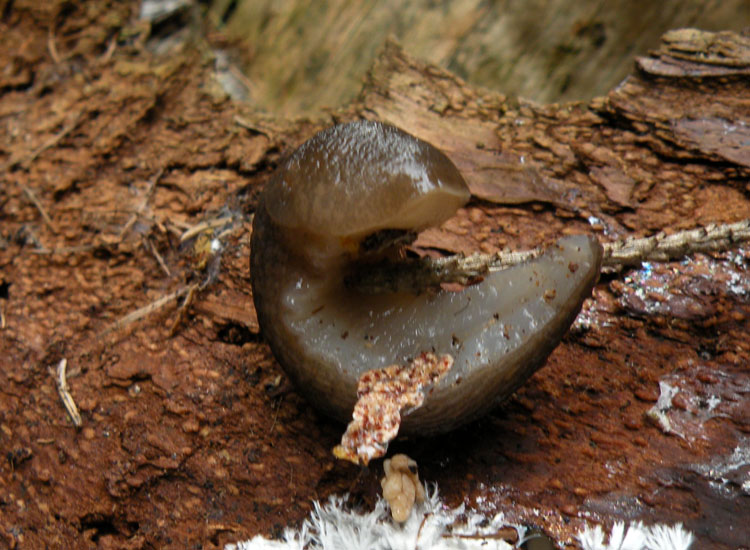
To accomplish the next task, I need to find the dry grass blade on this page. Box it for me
[55,359,82,428]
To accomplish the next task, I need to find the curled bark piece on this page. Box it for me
[250,120,603,435]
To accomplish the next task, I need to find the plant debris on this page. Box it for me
[333,353,453,465]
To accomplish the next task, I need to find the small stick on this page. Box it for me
[10,113,82,233]
[180,216,235,242]
[30,244,102,255]
[21,114,81,169]
[234,116,270,137]
[47,26,61,64]
[56,359,82,428]
[19,183,57,234]
[145,237,171,277]
[268,398,282,434]
[119,168,165,239]
[602,219,750,266]
[101,283,199,335]
[348,219,750,294]
[168,282,198,336]
[100,37,116,63]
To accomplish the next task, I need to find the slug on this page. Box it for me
[250,121,602,435]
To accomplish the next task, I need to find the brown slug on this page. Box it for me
[250,120,602,435]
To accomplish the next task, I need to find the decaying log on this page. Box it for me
[1,4,748,547]
[211,0,750,114]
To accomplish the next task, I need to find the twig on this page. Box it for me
[119,168,165,239]
[101,283,199,336]
[234,115,270,137]
[19,183,57,234]
[30,244,103,255]
[168,282,198,336]
[9,113,82,233]
[180,216,235,242]
[55,358,82,428]
[47,26,61,64]
[22,113,81,169]
[348,219,750,294]
[145,237,171,277]
[100,37,116,63]
[268,398,282,434]
[602,219,750,265]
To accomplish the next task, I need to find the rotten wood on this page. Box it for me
[0,5,748,549]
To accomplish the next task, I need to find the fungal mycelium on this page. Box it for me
[250,120,603,461]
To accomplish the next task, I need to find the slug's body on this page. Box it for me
[251,121,602,435]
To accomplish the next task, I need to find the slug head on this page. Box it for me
[263,121,470,251]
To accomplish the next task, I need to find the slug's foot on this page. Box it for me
[332,353,453,465]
